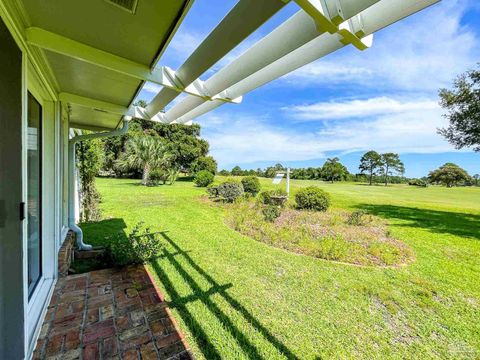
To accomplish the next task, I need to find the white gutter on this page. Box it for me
[174,0,440,124]
[68,120,130,250]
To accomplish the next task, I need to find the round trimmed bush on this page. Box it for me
[194,170,214,187]
[295,186,330,211]
[217,181,244,202]
[241,176,261,196]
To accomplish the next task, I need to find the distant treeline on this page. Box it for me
[219,164,409,184]
[219,151,479,187]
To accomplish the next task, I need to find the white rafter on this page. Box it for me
[145,0,290,117]
[164,0,440,124]
[160,0,381,124]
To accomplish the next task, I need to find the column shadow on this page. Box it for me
[150,232,300,360]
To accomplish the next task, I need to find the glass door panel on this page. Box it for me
[27,92,42,297]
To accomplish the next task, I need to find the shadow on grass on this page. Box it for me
[80,218,128,247]
[150,232,300,360]
[357,204,480,240]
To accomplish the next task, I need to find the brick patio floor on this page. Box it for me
[33,265,194,360]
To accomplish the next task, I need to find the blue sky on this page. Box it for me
[136,0,480,178]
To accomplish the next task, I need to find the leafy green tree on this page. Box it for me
[116,136,171,185]
[359,151,382,185]
[428,163,471,187]
[192,156,217,174]
[439,65,480,151]
[265,163,285,178]
[231,166,243,176]
[473,174,480,186]
[321,157,349,182]
[380,153,405,186]
[102,116,210,176]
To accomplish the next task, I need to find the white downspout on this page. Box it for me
[68,120,130,250]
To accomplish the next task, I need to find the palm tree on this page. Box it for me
[116,136,170,185]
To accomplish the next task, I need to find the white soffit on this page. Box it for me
[21,0,192,130]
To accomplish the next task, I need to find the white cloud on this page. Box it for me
[198,114,327,166]
[198,107,453,168]
[285,97,438,120]
[284,0,479,91]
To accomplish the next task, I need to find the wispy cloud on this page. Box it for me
[198,106,452,168]
[285,97,438,120]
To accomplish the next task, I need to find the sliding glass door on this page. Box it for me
[27,92,42,297]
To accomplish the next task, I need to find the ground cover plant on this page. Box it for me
[81,177,480,359]
[226,200,413,266]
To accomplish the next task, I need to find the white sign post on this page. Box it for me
[272,168,290,196]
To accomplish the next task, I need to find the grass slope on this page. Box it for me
[82,177,480,359]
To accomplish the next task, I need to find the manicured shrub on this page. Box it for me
[295,186,330,211]
[262,205,282,222]
[259,189,288,207]
[408,179,428,187]
[109,222,162,266]
[241,176,261,196]
[217,181,244,202]
[194,170,214,187]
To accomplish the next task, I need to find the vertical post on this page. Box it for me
[286,167,290,197]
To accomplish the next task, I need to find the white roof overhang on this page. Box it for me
[21,0,193,130]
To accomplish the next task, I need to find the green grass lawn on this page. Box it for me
[82,177,480,359]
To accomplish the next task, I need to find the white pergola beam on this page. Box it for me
[163,0,380,123]
[145,0,289,117]
[293,0,381,32]
[174,0,440,124]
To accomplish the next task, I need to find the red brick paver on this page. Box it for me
[33,266,193,360]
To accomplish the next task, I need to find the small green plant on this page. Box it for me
[148,169,164,185]
[109,222,162,266]
[194,170,215,187]
[217,181,244,202]
[259,189,288,206]
[295,186,330,211]
[241,176,261,196]
[262,205,282,222]
[347,210,370,226]
[167,168,179,185]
